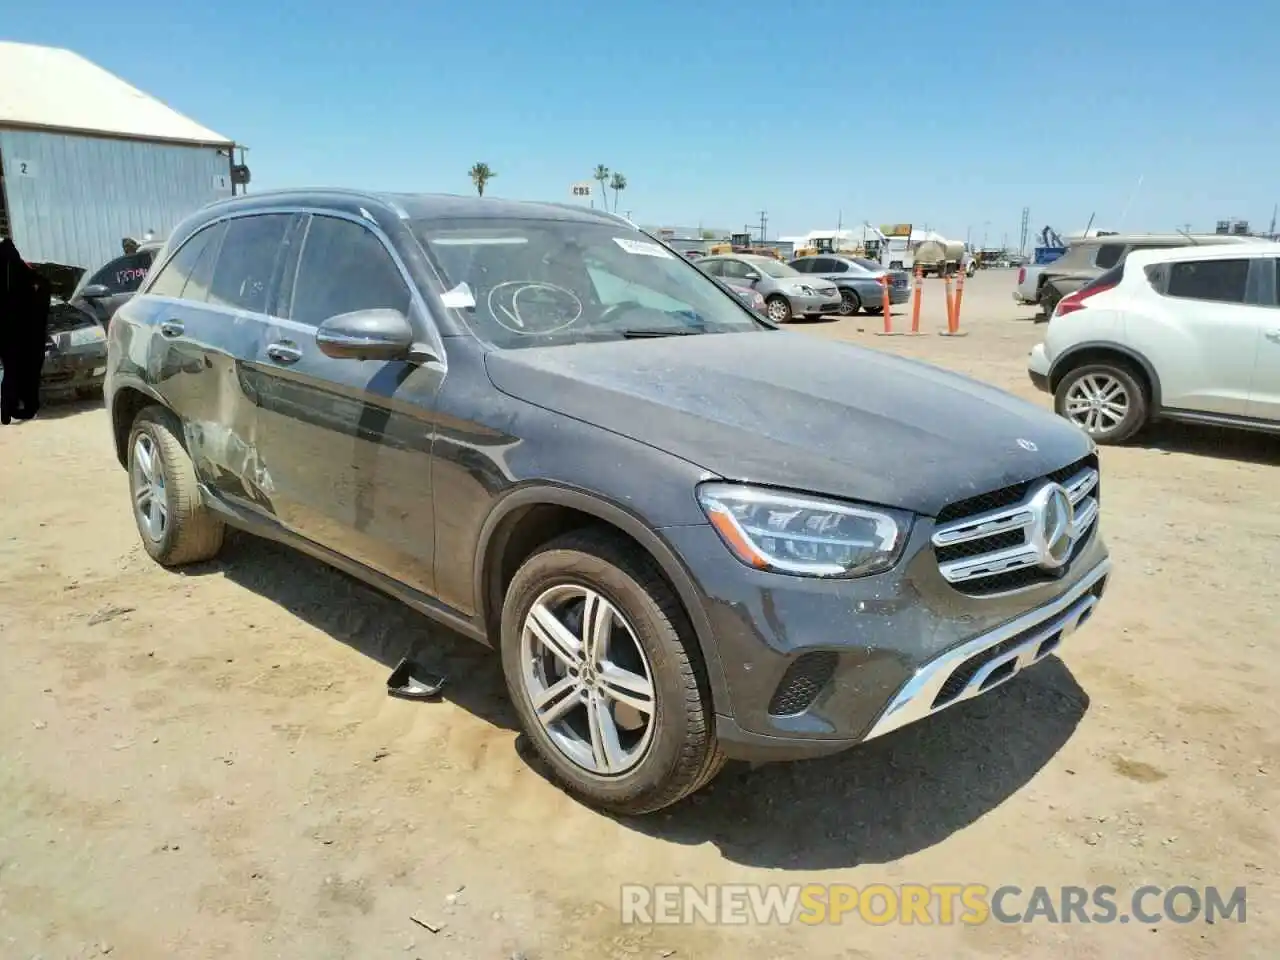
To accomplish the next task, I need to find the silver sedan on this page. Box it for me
[789,255,911,316]
[697,254,842,322]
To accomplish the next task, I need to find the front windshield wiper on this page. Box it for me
[620,327,706,339]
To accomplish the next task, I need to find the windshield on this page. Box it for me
[415,218,767,348]
[749,258,800,278]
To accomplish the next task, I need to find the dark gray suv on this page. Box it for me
[106,189,1111,814]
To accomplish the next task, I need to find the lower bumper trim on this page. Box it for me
[860,558,1110,742]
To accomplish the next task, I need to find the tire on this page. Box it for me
[127,405,226,566]
[837,289,862,316]
[1053,363,1148,444]
[764,295,793,324]
[1040,283,1062,316]
[499,529,725,815]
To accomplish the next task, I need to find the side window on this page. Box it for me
[699,259,723,277]
[89,252,152,294]
[791,259,813,273]
[720,259,751,280]
[826,259,848,273]
[208,214,292,315]
[288,215,412,327]
[1166,259,1249,304]
[1093,244,1125,269]
[146,224,225,301]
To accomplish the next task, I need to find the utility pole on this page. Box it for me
[1269,203,1277,238]
[1019,206,1030,256]
[758,210,768,243]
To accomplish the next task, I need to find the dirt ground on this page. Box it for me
[1,270,1276,959]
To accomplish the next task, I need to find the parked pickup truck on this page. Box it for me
[1013,264,1045,306]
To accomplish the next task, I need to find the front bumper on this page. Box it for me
[1027,342,1051,393]
[41,337,108,394]
[660,519,1109,762]
[789,290,843,316]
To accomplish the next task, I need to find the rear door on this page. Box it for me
[131,213,300,504]
[1244,256,1280,422]
[250,213,446,594]
[1146,256,1261,415]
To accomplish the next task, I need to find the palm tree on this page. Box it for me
[469,162,496,197]
[608,172,627,213]
[592,164,610,209]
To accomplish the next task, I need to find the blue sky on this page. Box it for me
[8,1,1279,245]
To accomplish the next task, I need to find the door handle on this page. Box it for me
[1265,329,1280,343]
[266,341,302,364]
[159,320,184,338]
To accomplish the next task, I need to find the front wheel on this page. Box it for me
[500,530,724,815]
[837,289,862,316]
[1054,363,1148,444]
[765,295,793,324]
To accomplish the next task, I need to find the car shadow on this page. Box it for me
[184,532,520,733]
[186,531,1088,869]
[1138,420,1280,466]
[25,393,104,421]
[618,656,1089,869]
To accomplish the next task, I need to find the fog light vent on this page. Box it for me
[767,651,839,717]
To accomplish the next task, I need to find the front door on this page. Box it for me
[251,213,445,595]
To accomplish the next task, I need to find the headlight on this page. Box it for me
[797,285,815,295]
[696,483,910,578]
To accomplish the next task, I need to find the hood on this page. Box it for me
[484,332,1092,516]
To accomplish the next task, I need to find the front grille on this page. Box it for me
[932,455,1100,596]
[768,651,839,716]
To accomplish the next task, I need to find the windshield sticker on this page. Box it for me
[487,281,583,335]
[440,282,476,309]
[613,237,674,258]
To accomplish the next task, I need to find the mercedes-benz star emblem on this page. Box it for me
[1016,438,1038,452]
[1028,482,1075,569]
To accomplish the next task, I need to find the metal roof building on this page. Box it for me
[0,41,239,270]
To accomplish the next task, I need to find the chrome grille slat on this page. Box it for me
[933,465,1100,591]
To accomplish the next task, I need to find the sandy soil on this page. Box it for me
[1,271,1276,959]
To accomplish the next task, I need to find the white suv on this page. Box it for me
[1027,243,1280,443]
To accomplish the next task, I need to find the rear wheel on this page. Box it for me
[1054,363,1148,444]
[500,529,724,815]
[127,406,226,566]
[837,289,862,316]
[765,295,793,324]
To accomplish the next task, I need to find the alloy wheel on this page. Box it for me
[131,433,169,542]
[766,299,789,323]
[1064,373,1129,435]
[519,584,656,776]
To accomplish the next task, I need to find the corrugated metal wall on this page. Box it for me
[0,127,233,270]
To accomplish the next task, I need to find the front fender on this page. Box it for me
[472,483,731,711]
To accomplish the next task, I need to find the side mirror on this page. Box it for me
[742,271,761,282]
[315,308,414,361]
[81,283,111,300]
